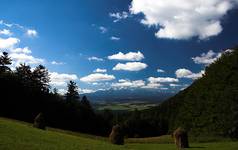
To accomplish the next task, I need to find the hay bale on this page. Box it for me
[173,127,189,149]
[33,113,46,130]
[109,124,124,145]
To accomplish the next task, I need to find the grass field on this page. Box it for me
[94,102,158,111]
[0,117,238,150]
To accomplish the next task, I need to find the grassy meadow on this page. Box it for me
[94,101,158,111]
[0,117,238,150]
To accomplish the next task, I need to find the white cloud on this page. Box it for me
[78,88,95,94]
[26,29,38,37]
[113,62,147,71]
[130,0,238,39]
[80,73,115,83]
[192,50,221,65]
[108,51,144,61]
[142,76,178,89]
[9,53,45,65]
[109,11,129,22]
[50,72,78,87]
[142,82,163,89]
[112,79,145,88]
[88,56,104,61]
[169,83,181,87]
[10,47,31,54]
[0,37,20,49]
[0,29,12,36]
[175,68,204,80]
[157,68,165,73]
[148,77,179,83]
[0,20,13,28]
[57,89,67,95]
[110,36,120,41]
[175,68,193,78]
[57,87,95,95]
[0,20,25,29]
[99,26,107,33]
[51,61,65,65]
[93,68,107,73]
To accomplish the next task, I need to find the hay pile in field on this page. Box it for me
[33,113,46,130]
[173,127,189,149]
[109,124,124,145]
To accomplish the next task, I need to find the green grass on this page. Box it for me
[95,102,158,111]
[1,117,238,150]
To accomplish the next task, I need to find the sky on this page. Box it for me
[0,0,238,94]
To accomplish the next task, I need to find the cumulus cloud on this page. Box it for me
[93,68,107,73]
[109,11,129,22]
[108,51,144,61]
[112,79,145,88]
[142,76,178,89]
[130,0,238,39]
[192,50,222,65]
[175,68,204,79]
[0,29,12,36]
[148,77,179,83]
[78,88,95,94]
[113,62,147,71]
[88,56,104,61]
[49,72,78,86]
[26,29,38,37]
[9,53,45,65]
[0,37,20,49]
[80,73,115,83]
[10,47,31,54]
[110,36,120,41]
[57,87,95,95]
[157,68,165,73]
[142,82,163,89]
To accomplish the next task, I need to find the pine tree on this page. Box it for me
[0,52,12,73]
[66,81,80,101]
[33,65,50,92]
[16,63,32,83]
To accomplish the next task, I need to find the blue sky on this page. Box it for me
[0,0,238,94]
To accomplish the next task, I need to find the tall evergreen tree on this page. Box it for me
[33,65,50,92]
[66,81,80,101]
[16,63,32,83]
[0,52,12,73]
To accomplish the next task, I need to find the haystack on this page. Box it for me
[109,124,124,145]
[33,112,46,130]
[173,127,189,149]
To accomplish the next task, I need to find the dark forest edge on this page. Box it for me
[1,46,238,139]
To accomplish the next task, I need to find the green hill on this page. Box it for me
[152,48,238,137]
[1,117,238,150]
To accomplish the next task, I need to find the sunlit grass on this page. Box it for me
[1,117,238,150]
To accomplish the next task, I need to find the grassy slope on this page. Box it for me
[0,117,238,150]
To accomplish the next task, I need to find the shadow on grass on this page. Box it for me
[188,146,206,148]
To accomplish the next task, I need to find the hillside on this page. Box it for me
[152,48,238,137]
[1,117,238,150]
